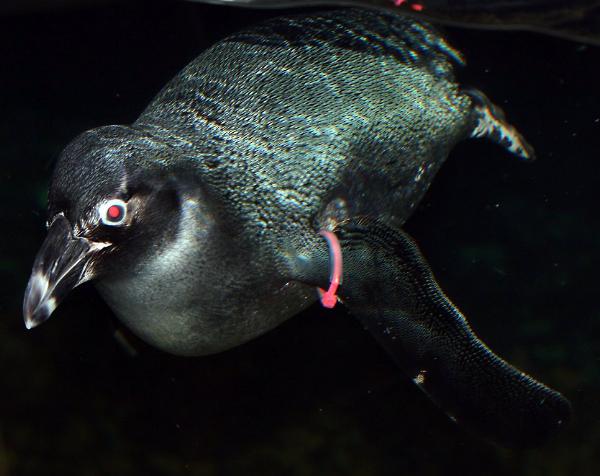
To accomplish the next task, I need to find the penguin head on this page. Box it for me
[23,125,197,329]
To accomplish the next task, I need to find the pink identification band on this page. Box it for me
[393,0,425,11]
[318,230,343,309]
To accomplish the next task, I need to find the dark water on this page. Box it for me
[1,1,599,474]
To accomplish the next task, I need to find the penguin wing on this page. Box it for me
[292,217,570,448]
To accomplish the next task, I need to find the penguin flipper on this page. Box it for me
[295,218,570,447]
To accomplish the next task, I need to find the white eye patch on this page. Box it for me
[98,199,127,226]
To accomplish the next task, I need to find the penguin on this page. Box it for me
[193,0,600,47]
[23,8,570,447]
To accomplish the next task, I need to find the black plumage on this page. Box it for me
[24,8,567,447]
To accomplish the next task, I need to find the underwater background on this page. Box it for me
[1,0,599,474]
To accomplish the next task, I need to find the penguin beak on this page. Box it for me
[23,214,105,329]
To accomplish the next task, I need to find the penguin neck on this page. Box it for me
[95,191,215,355]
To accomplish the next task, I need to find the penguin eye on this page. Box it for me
[99,199,127,226]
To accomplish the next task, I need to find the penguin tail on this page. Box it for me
[466,89,535,161]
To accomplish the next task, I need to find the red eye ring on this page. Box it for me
[100,199,127,226]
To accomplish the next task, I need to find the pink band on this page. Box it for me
[318,230,343,309]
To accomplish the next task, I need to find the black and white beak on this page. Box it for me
[23,214,107,329]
